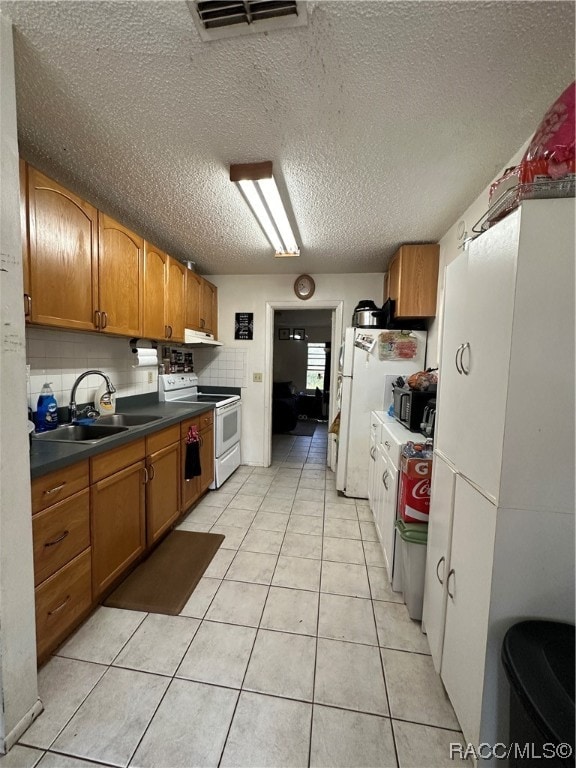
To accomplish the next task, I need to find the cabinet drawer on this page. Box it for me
[90,438,145,483]
[32,461,89,514]
[35,548,92,661]
[181,410,213,438]
[33,489,90,586]
[380,424,403,467]
[146,424,179,454]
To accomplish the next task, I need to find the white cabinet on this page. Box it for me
[377,444,398,584]
[435,213,517,501]
[423,199,576,753]
[441,475,496,748]
[367,413,382,514]
[371,416,414,592]
[422,453,456,670]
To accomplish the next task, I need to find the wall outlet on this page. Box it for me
[253,372,263,383]
[147,371,154,384]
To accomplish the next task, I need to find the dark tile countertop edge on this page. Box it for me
[30,395,216,479]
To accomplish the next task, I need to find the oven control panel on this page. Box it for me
[158,373,198,392]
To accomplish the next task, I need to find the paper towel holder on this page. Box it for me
[129,338,158,352]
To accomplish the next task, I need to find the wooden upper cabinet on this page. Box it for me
[185,270,202,331]
[165,256,186,343]
[27,166,98,330]
[200,278,218,336]
[143,242,168,340]
[185,273,218,337]
[385,243,439,318]
[98,213,143,337]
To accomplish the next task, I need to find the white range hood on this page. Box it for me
[184,328,222,347]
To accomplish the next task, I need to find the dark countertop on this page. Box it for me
[30,397,216,479]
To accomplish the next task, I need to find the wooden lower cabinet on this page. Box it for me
[32,416,215,661]
[35,548,92,663]
[32,462,91,663]
[32,489,90,586]
[180,410,214,513]
[146,425,181,546]
[91,460,146,598]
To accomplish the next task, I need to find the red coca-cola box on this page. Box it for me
[399,455,432,524]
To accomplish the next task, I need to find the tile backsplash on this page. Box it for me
[193,347,246,388]
[26,327,158,412]
[26,328,247,413]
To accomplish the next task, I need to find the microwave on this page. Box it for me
[393,386,435,432]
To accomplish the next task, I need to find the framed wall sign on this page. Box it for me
[235,312,254,340]
[292,328,305,340]
[278,328,291,340]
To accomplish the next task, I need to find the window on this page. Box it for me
[306,343,326,390]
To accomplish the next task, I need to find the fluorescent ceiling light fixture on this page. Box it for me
[230,161,300,257]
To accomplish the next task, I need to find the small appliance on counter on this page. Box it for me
[351,300,387,328]
[393,386,436,432]
[352,298,427,330]
[392,369,437,433]
[420,398,436,438]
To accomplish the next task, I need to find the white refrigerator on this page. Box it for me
[335,327,427,498]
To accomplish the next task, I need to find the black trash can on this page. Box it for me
[502,620,575,768]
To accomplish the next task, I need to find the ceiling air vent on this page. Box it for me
[188,0,308,41]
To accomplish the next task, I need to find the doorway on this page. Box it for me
[263,300,344,469]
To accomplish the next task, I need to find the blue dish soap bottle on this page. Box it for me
[36,382,58,432]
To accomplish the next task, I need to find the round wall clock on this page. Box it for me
[294,274,315,300]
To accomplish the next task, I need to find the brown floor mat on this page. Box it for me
[103,530,224,615]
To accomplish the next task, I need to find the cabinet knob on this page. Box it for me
[94,310,101,329]
[24,293,32,317]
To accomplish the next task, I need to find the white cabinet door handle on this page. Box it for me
[455,344,464,374]
[461,342,471,375]
[447,568,456,599]
[382,470,390,490]
[436,556,445,585]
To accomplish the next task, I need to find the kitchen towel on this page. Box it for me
[132,349,159,368]
[185,425,201,479]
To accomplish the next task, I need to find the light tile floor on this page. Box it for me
[6,424,470,768]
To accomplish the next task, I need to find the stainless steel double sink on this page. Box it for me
[32,413,163,444]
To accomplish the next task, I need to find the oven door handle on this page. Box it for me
[215,399,241,415]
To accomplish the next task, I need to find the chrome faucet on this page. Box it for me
[69,370,116,422]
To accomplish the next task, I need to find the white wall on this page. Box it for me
[205,273,383,465]
[0,15,42,752]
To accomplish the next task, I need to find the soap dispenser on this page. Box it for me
[36,382,58,432]
[95,381,116,415]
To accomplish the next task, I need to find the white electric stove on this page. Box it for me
[159,373,241,489]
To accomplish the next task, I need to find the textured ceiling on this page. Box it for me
[2,0,574,275]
